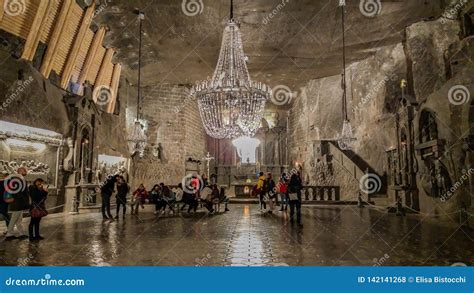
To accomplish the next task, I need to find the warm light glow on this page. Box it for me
[232,136,260,164]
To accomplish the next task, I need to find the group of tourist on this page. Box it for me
[0,168,304,239]
[0,167,49,241]
[99,174,231,220]
[256,171,303,226]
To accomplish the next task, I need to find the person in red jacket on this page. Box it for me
[131,184,148,215]
[278,173,289,211]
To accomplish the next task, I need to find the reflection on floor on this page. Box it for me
[0,205,472,266]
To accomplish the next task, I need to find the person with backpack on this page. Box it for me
[257,172,266,211]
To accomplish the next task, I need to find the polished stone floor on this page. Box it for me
[0,204,472,266]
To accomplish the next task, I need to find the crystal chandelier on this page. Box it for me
[337,0,356,150]
[127,11,147,158]
[190,0,271,139]
[128,120,147,158]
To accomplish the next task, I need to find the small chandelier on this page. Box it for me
[128,120,147,158]
[190,0,271,139]
[337,0,356,150]
[127,11,147,158]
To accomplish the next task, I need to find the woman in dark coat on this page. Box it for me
[287,172,303,226]
[28,178,48,241]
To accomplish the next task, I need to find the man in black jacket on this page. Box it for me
[5,167,30,240]
[100,175,117,220]
[0,170,11,234]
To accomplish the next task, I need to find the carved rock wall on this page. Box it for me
[289,18,473,216]
[130,84,206,189]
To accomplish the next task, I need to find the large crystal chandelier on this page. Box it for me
[337,0,356,150]
[190,0,271,139]
[127,11,147,158]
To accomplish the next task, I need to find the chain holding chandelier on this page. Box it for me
[127,11,147,158]
[190,0,271,139]
[337,0,356,150]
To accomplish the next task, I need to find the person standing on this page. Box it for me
[115,176,129,219]
[5,167,30,240]
[28,178,48,241]
[257,172,266,211]
[100,175,116,220]
[278,173,288,211]
[0,171,11,234]
[287,172,303,226]
[264,173,276,214]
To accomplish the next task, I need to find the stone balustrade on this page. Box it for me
[301,186,341,201]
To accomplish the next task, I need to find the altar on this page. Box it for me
[233,181,257,198]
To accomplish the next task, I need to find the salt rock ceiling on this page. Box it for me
[94,0,443,91]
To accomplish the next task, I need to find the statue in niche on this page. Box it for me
[152,143,163,161]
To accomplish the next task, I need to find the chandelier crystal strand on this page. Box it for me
[337,1,356,150]
[192,1,270,139]
[127,11,147,158]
